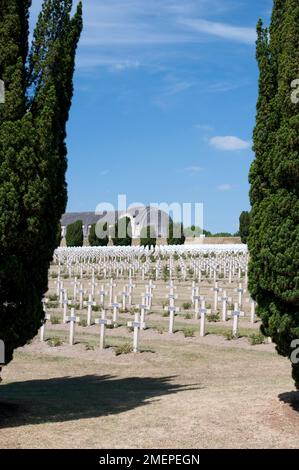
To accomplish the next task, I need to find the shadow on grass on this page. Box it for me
[278,391,299,412]
[0,375,202,428]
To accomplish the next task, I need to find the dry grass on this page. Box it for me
[0,323,299,449]
[0,271,298,448]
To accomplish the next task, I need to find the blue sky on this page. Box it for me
[31,0,273,233]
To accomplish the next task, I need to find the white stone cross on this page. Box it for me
[84,294,97,326]
[107,278,117,306]
[127,279,136,291]
[40,313,51,342]
[190,281,197,304]
[193,288,202,320]
[219,290,231,322]
[199,299,207,337]
[62,290,71,323]
[42,297,49,312]
[58,282,64,308]
[71,277,80,301]
[155,265,161,280]
[79,284,85,310]
[228,267,232,284]
[65,308,80,345]
[232,303,244,337]
[211,282,222,312]
[236,283,246,308]
[137,295,149,330]
[167,280,177,291]
[89,278,98,298]
[126,280,136,306]
[127,312,145,353]
[55,275,62,297]
[95,310,112,350]
[250,299,256,324]
[148,280,156,291]
[98,285,107,308]
[121,287,129,310]
[164,295,180,335]
[111,296,120,325]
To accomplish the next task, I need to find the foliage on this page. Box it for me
[167,221,186,245]
[140,225,156,247]
[248,333,265,346]
[112,217,132,246]
[224,331,238,341]
[88,222,109,247]
[66,220,83,247]
[184,226,203,238]
[248,1,299,387]
[47,337,63,347]
[207,313,220,323]
[0,0,82,365]
[114,343,133,356]
[183,328,196,338]
[182,302,192,310]
[239,211,251,244]
[184,312,193,320]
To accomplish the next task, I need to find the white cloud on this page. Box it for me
[153,74,195,108]
[99,170,110,176]
[163,80,195,97]
[179,18,256,45]
[210,136,251,151]
[217,184,232,191]
[77,55,141,71]
[30,1,256,73]
[185,165,202,174]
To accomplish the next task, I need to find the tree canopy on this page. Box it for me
[66,220,83,247]
[248,0,299,387]
[112,217,132,246]
[0,0,82,365]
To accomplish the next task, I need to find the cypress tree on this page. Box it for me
[89,222,109,247]
[112,217,132,246]
[167,221,186,245]
[248,0,299,387]
[140,225,157,248]
[0,1,82,366]
[66,220,83,247]
[239,211,251,244]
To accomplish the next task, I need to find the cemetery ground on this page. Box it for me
[0,250,298,449]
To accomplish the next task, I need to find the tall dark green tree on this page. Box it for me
[89,222,109,247]
[248,0,299,387]
[239,211,251,244]
[112,217,132,246]
[0,0,82,366]
[167,221,186,245]
[66,220,83,247]
[140,225,157,248]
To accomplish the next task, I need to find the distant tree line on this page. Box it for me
[63,213,251,247]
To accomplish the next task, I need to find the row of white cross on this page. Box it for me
[53,247,249,286]
[53,259,249,284]
[41,301,248,352]
[41,307,144,353]
[42,276,256,352]
[53,275,254,320]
